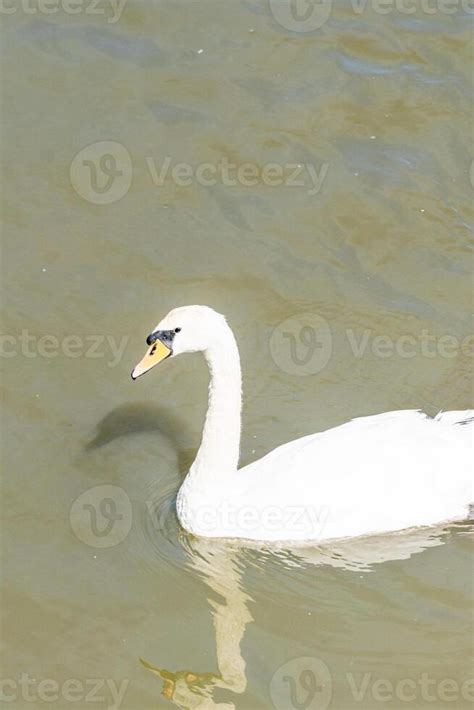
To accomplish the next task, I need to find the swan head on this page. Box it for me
[131,305,228,379]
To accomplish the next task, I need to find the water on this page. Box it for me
[1,1,473,708]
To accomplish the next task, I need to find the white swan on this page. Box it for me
[132,305,473,543]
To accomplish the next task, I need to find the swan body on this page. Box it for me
[132,305,473,543]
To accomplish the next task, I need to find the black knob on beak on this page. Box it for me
[146,331,158,346]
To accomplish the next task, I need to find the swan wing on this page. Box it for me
[236,410,473,541]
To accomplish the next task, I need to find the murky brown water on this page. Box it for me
[1,1,473,708]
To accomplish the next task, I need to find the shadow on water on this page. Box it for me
[84,401,196,474]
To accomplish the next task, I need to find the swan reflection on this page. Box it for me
[140,523,464,708]
[141,537,251,709]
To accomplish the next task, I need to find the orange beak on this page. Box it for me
[131,339,171,379]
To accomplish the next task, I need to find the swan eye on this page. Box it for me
[175,327,181,333]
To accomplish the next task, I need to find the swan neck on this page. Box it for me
[192,328,242,477]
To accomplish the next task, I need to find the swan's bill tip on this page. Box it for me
[132,339,172,379]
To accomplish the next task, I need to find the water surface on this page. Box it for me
[1,1,473,708]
